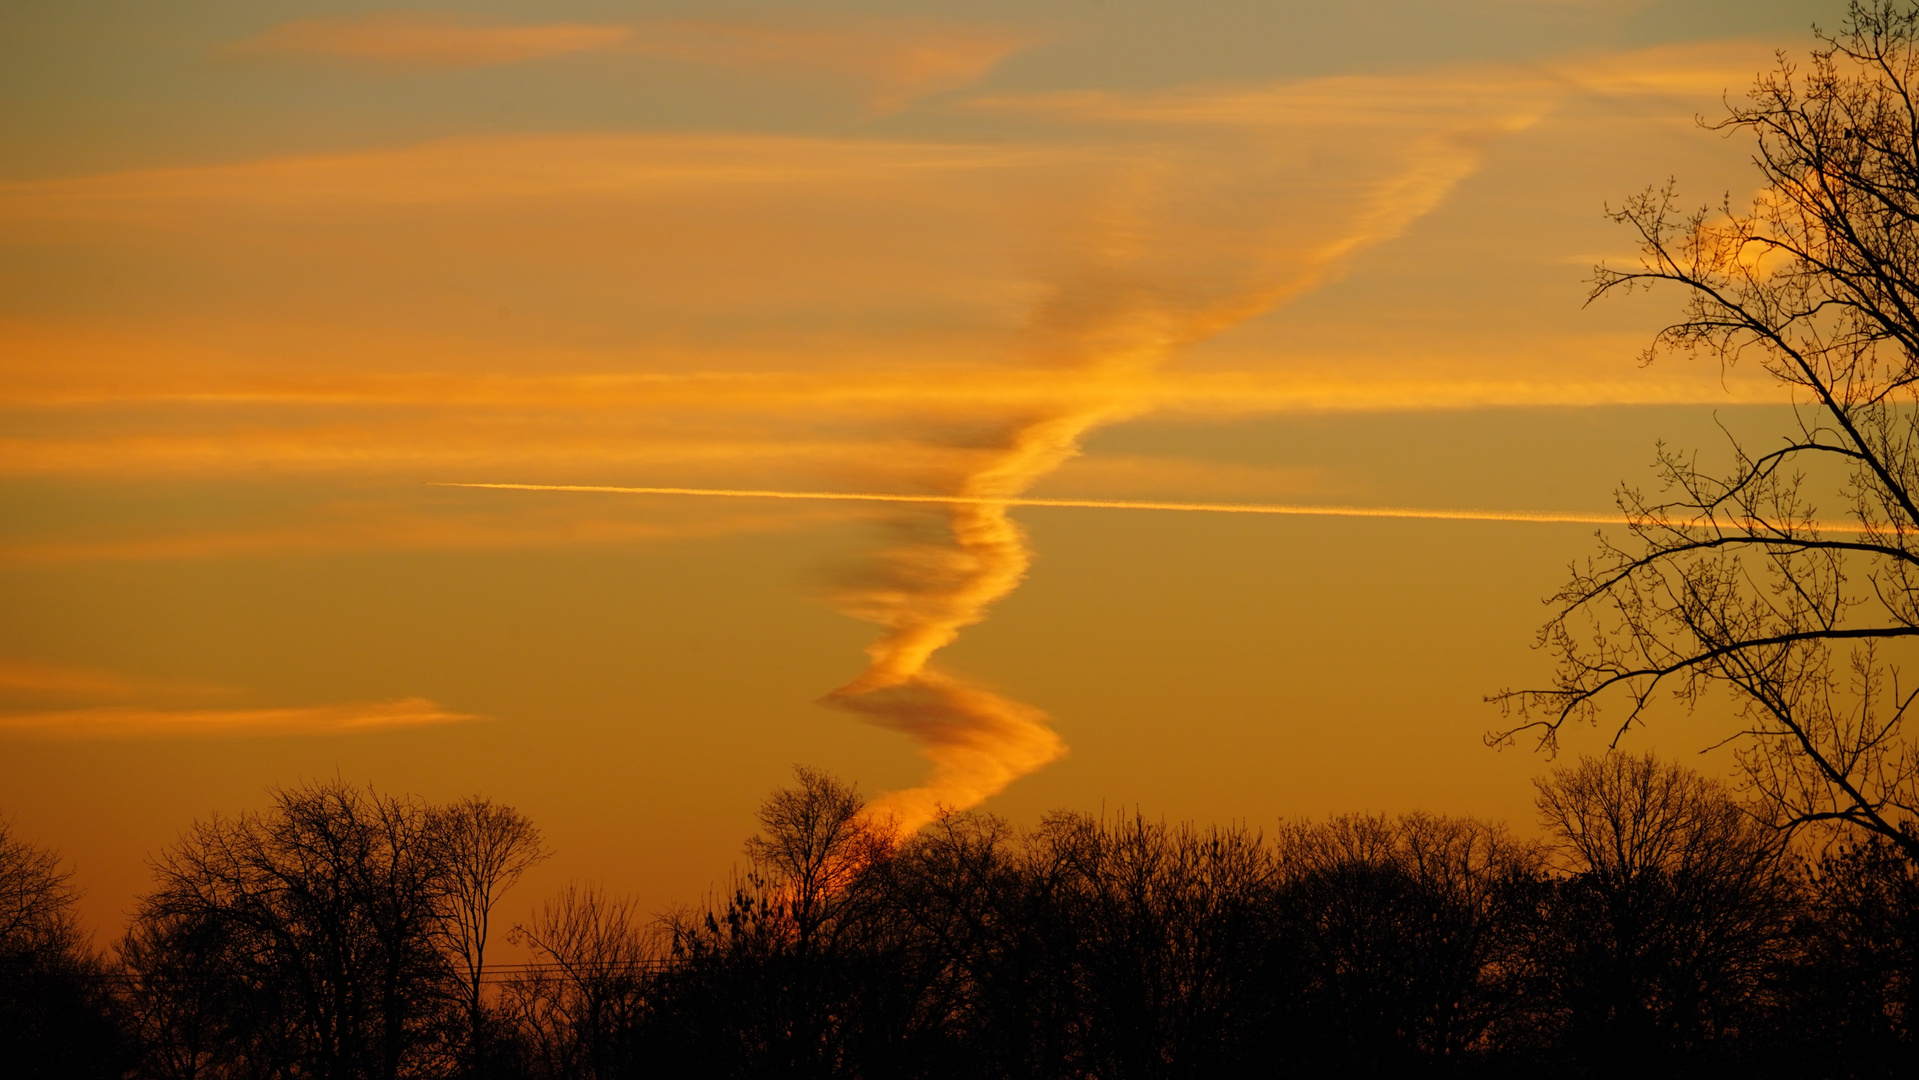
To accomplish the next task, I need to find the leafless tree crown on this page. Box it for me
[1492,0,1919,859]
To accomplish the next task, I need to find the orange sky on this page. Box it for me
[0,0,1848,940]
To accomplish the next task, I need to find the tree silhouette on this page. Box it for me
[503,884,656,1080]
[1492,0,1919,861]
[1530,755,1795,1073]
[435,796,548,1078]
[87,764,1919,1077]
[1027,812,1275,1080]
[1782,830,1919,1075]
[127,781,460,1079]
[0,815,126,1079]
[1272,813,1544,1076]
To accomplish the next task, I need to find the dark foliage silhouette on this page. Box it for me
[10,752,1912,1078]
[1271,813,1544,1076]
[0,815,128,1079]
[1528,754,1796,1074]
[1778,830,1919,1076]
[120,781,543,1080]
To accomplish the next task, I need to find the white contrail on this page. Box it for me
[436,481,1626,526]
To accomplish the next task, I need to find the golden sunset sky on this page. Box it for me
[1,0,1841,936]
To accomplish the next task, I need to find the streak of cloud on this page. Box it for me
[0,697,480,740]
[229,13,632,67]
[226,12,1030,109]
[0,658,234,701]
[0,497,841,564]
[0,362,1781,415]
[628,17,1032,111]
[442,482,1626,527]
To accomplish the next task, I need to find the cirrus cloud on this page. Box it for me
[0,697,482,740]
[229,12,634,67]
[226,11,1033,110]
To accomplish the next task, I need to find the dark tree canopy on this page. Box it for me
[120,782,544,1080]
[1,816,127,1079]
[9,756,1916,1078]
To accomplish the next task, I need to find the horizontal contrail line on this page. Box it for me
[437,482,1626,525]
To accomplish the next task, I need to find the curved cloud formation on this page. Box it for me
[816,78,1552,827]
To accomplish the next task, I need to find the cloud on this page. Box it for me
[0,359,1783,419]
[0,658,475,741]
[229,13,632,67]
[0,697,480,740]
[225,12,1030,109]
[628,17,1032,111]
[0,41,1781,815]
[0,132,1050,216]
[0,658,234,702]
[1556,39,1781,100]
[793,65,1576,828]
[0,698,477,740]
[0,490,848,563]
[443,480,1630,525]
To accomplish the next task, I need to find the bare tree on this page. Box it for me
[1789,832,1919,1064]
[1494,0,1919,859]
[1272,813,1545,1073]
[503,884,656,1080]
[1,816,124,1079]
[1531,755,1796,1070]
[433,796,547,1075]
[131,780,457,1080]
[0,816,79,953]
[1035,812,1278,1080]
[741,765,895,955]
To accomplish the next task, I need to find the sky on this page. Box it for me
[0,0,1851,939]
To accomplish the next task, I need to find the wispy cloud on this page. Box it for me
[629,17,1032,111]
[0,132,1049,215]
[443,481,1629,526]
[0,658,234,702]
[226,12,1031,109]
[0,656,478,740]
[1556,39,1781,99]
[0,697,480,740]
[0,491,846,563]
[0,371,1784,487]
[0,40,1782,815]
[229,13,633,67]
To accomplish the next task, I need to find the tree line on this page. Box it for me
[3,754,1914,1079]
